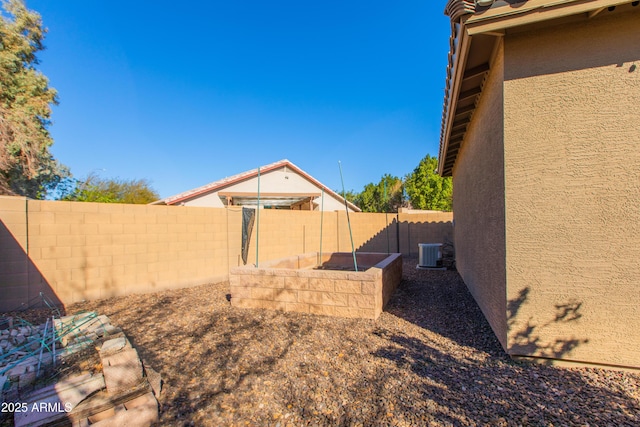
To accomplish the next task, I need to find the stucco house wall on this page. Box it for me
[503,11,640,367]
[180,191,226,208]
[181,168,348,211]
[453,42,507,348]
[440,0,640,370]
[155,160,357,212]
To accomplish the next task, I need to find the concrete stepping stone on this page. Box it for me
[99,337,130,358]
[101,347,143,393]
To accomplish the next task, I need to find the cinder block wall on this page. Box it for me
[0,197,232,310]
[1,197,32,311]
[398,212,455,256]
[239,210,452,267]
[0,196,452,310]
[230,252,403,319]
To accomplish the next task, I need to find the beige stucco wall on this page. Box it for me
[180,191,226,208]
[503,10,640,368]
[452,42,508,347]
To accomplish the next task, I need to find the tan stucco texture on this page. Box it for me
[453,42,508,348]
[503,11,640,367]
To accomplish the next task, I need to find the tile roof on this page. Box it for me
[437,0,636,176]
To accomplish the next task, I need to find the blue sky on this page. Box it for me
[28,1,451,199]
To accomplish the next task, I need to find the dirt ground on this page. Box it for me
[3,256,639,426]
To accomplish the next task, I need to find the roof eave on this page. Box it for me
[153,159,362,212]
[438,0,637,176]
[165,160,289,205]
[437,22,473,176]
[465,0,635,35]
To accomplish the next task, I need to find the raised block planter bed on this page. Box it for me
[229,252,402,320]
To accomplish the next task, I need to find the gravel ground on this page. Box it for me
[5,256,640,426]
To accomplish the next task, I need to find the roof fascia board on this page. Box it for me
[438,21,473,175]
[219,192,321,198]
[162,160,289,205]
[466,0,633,35]
[438,0,634,176]
[588,6,607,17]
[162,160,361,212]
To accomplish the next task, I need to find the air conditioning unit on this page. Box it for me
[418,243,443,268]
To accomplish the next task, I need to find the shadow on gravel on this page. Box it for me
[60,261,638,426]
[123,302,312,424]
[370,326,640,425]
[156,314,309,424]
[67,286,314,426]
[386,266,503,356]
[374,258,639,425]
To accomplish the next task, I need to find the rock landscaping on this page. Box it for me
[1,313,161,427]
[1,256,638,426]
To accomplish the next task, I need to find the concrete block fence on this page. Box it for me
[0,196,452,311]
[230,252,403,320]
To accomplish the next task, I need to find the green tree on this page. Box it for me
[355,174,403,213]
[0,0,68,198]
[340,189,360,205]
[404,154,452,211]
[61,174,160,204]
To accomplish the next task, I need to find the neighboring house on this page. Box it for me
[152,159,361,212]
[439,0,639,370]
